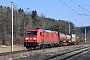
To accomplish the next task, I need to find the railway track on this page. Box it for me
[0,45,85,56]
[0,47,59,56]
[43,46,90,60]
[0,44,90,60]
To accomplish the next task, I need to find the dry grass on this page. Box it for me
[0,45,26,53]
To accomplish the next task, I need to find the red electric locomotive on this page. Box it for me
[24,28,80,49]
[24,28,59,49]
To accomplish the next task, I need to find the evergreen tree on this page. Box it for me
[31,10,40,28]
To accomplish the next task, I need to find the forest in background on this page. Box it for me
[0,5,90,46]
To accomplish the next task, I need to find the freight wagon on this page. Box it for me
[24,28,80,49]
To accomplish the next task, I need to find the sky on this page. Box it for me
[0,0,90,27]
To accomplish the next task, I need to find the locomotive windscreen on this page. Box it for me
[26,31,37,36]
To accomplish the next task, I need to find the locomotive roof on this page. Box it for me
[26,29,57,33]
[43,30,57,33]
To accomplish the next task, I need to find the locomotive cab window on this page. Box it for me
[26,31,37,36]
[40,32,42,36]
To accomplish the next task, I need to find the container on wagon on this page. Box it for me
[71,34,76,42]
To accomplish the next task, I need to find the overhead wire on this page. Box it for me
[71,0,90,24]
[71,0,90,15]
[2,0,90,25]
[78,5,90,13]
[79,5,90,7]
[71,0,86,15]
[58,0,78,14]
[58,0,90,25]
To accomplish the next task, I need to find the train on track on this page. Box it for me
[24,28,80,49]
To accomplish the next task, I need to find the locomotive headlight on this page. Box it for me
[25,40,27,42]
[25,38,29,40]
[33,38,37,40]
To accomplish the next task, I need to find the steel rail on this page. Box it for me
[43,46,90,60]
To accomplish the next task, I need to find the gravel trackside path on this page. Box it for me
[0,45,26,53]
